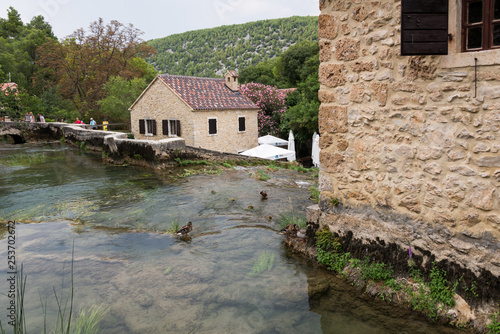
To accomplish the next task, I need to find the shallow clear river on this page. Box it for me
[0,142,467,333]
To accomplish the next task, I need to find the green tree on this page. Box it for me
[97,76,147,122]
[0,7,23,38]
[274,40,319,87]
[239,60,277,86]
[36,18,156,118]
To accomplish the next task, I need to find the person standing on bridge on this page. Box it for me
[90,118,97,129]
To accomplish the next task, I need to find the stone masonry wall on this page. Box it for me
[317,0,500,300]
[130,78,259,154]
[130,79,195,144]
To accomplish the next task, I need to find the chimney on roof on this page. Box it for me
[224,70,239,91]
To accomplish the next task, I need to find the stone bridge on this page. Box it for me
[0,121,262,165]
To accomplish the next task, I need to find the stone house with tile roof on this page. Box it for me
[1,82,18,95]
[129,71,259,153]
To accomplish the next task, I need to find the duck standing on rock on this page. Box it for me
[279,224,299,236]
[176,221,192,236]
[260,191,268,199]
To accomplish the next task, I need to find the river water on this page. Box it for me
[0,142,467,333]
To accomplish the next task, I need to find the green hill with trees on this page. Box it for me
[147,16,318,77]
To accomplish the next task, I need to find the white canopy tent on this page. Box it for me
[312,132,320,168]
[258,135,288,146]
[287,130,296,162]
[240,144,296,161]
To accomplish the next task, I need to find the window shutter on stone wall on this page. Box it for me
[239,117,245,132]
[209,119,217,135]
[401,0,448,55]
[176,120,181,137]
[139,119,145,134]
[152,120,157,135]
[162,120,169,135]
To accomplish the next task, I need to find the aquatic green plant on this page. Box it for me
[166,220,180,234]
[359,258,394,282]
[309,185,319,203]
[205,168,222,175]
[174,158,213,167]
[254,170,270,181]
[316,227,347,273]
[0,245,108,334]
[287,164,310,173]
[405,263,458,320]
[276,212,307,230]
[488,312,500,334]
[70,305,109,334]
[1,153,47,166]
[315,227,342,253]
[428,263,458,307]
[330,197,340,206]
[0,265,27,333]
[250,251,275,276]
[465,280,478,299]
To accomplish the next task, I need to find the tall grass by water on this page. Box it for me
[0,247,108,334]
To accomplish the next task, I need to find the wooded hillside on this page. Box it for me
[147,16,318,77]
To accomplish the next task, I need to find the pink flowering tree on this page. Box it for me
[240,82,287,137]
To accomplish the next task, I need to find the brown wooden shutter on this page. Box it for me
[208,119,217,134]
[162,120,169,135]
[139,119,145,134]
[239,117,245,132]
[401,0,448,55]
[152,120,157,135]
[176,120,181,137]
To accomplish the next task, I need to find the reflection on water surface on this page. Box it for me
[0,142,466,333]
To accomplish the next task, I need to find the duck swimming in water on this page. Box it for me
[176,221,192,236]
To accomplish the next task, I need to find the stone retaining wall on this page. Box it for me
[316,0,500,304]
[0,121,261,165]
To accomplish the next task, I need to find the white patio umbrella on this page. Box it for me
[312,132,320,168]
[287,130,296,162]
[240,144,296,161]
[258,134,288,146]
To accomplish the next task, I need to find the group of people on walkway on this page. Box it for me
[19,113,104,130]
[24,112,45,123]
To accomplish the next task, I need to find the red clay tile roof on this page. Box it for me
[280,88,297,95]
[159,74,257,110]
[1,82,17,92]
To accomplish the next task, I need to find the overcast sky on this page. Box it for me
[5,0,319,41]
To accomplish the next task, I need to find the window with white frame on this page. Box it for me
[162,119,181,137]
[139,118,156,136]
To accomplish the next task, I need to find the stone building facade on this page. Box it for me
[130,71,259,154]
[317,0,500,300]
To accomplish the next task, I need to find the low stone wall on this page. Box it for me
[0,121,262,165]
